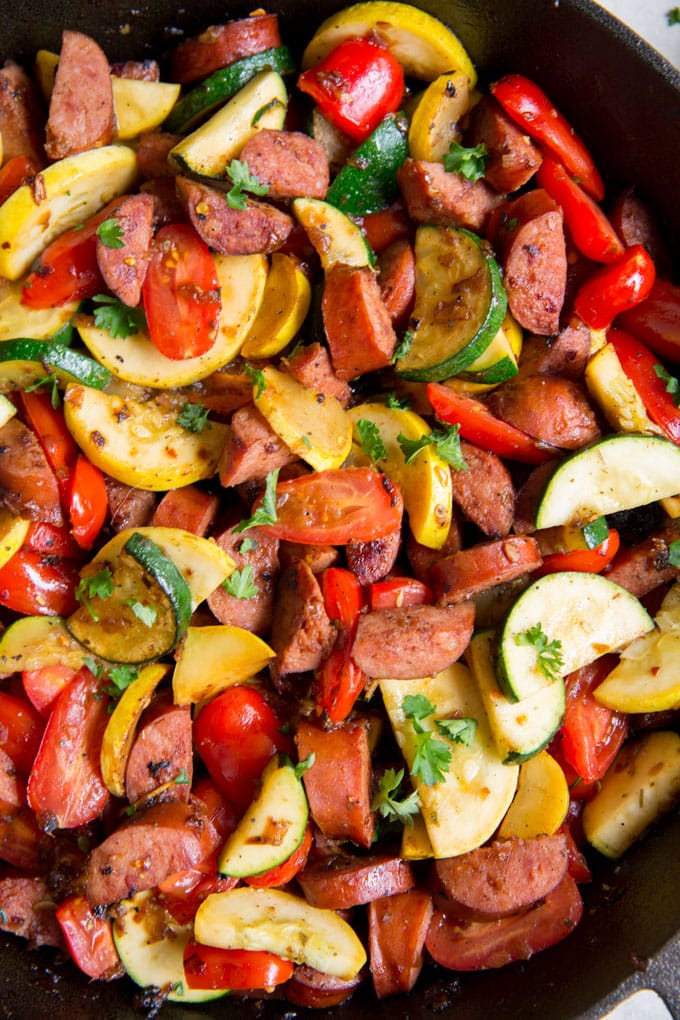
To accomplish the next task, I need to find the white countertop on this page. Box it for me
[598,0,679,66]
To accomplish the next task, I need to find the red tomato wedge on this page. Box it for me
[0,546,79,616]
[56,895,121,980]
[298,38,404,143]
[536,156,623,263]
[183,943,294,991]
[0,691,45,776]
[26,667,110,829]
[533,528,620,578]
[574,243,656,330]
[0,155,38,206]
[608,327,680,444]
[559,657,628,786]
[427,383,556,464]
[158,853,237,925]
[68,454,108,549]
[142,223,221,360]
[246,823,313,888]
[369,576,433,611]
[260,467,404,544]
[619,278,680,364]
[315,567,367,724]
[18,390,79,500]
[22,664,78,718]
[490,74,604,200]
[24,522,81,559]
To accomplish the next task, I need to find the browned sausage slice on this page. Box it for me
[346,528,401,586]
[512,460,560,535]
[0,873,64,948]
[450,440,514,538]
[297,853,415,909]
[604,521,680,597]
[170,14,282,84]
[433,834,569,917]
[0,418,63,525]
[609,187,672,278]
[96,193,154,308]
[152,485,218,536]
[278,541,339,574]
[517,317,591,381]
[0,749,23,807]
[137,132,182,180]
[206,523,280,636]
[219,405,298,488]
[177,176,293,255]
[239,130,330,200]
[397,158,502,232]
[84,799,220,906]
[111,59,160,82]
[369,889,434,998]
[104,476,157,532]
[284,965,363,1008]
[431,536,542,604]
[350,602,475,679]
[486,375,600,450]
[0,61,46,167]
[45,31,114,160]
[281,342,352,408]
[378,237,416,329]
[466,95,542,194]
[295,718,374,847]
[322,265,397,380]
[270,561,336,679]
[124,694,193,804]
[406,516,463,582]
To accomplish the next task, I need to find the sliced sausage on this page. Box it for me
[96,193,154,308]
[486,375,600,450]
[125,694,193,804]
[512,460,560,535]
[346,527,401,586]
[397,158,502,232]
[152,485,218,536]
[284,965,363,1008]
[298,853,415,910]
[269,561,336,679]
[406,515,463,582]
[281,342,352,408]
[517,317,591,381]
[609,187,673,278]
[219,404,298,488]
[170,14,282,84]
[0,802,49,873]
[295,718,374,848]
[0,749,24,807]
[0,872,63,948]
[140,177,186,226]
[495,189,567,335]
[206,523,280,636]
[182,370,253,417]
[466,95,542,194]
[450,440,514,538]
[45,31,114,160]
[433,834,569,918]
[0,61,46,168]
[369,889,434,998]
[105,476,157,531]
[111,59,160,82]
[425,873,583,971]
[278,541,339,574]
[136,131,182,179]
[350,602,475,679]
[431,536,543,605]
[177,176,293,256]
[239,130,330,200]
[378,236,416,330]
[322,265,397,380]
[604,521,680,597]
[84,798,220,907]
[0,418,62,525]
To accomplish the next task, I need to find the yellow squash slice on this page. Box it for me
[241,253,312,359]
[0,278,79,341]
[0,511,29,571]
[408,71,471,161]
[100,663,169,798]
[173,626,275,704]
[63,385,228,491]
[497,751,569,840]
[112,78,181,140]
[0,145,137,280]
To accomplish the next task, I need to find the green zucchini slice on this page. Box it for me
[292,197,375,269]
[396,225,507,382]
[0,339,110,391]
[326,112,409,216]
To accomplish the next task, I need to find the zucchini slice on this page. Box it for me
[457,310,522,386]
[496,571,653,703]
[0,339,110,393]
[165,47,296,135]
[112,78,181,140]
[67,532,192,664]
[0,277,78,341]
[114,891,225,1004]
[0,615,94,672]
[292,197,375,269]
[172,625,275,705]
[396,225,507,382]
[169,70,287,179]
[497,750,570,840]
[325,112,409,216]
[534,433,680,529]
[218,757,308,878]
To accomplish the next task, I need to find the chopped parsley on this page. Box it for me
[402,694,452,786]
[654,363,680,406]
[392,329,414,362]
[443,140,488,182]
[226,159,269,210]
[125,599,157,627]
[293,753,315,779]
[234,469,279,533]
[82,656,104,680]
[238,536,258,554]
[96,218,125,249]
[386,392,411,410]
[104,664,140,700]
[222,564,259,599]
[436,716,477,746]
[174,767,190,785]
[176,401,212,433]
[245,363,267,398]
[372,767,420,826]
[75,568,114,622]
[668,538,680,567]
[356,418,387,462]
[25,372,60,408]
[515,622,564,681]
[93,293,147,339]
[398,423,467,470]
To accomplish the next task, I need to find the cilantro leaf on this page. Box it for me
[238,536,258,554]
[515,622,564,681]
[371,767,420,826]
[174,767,190,785]
[176,401,212,433]
[105,664,140,699]
[125,599,157,627]
[436,716,477,746]
[234,469,279,533]
[392,329,414,363]
[356,418,387,462]
[654,363,680,406]
[397,423,466,469]
[402,693,436,721]
[96,218,125,249]
[245,363,267,399]
[222,564,259,599]
[25,373,60,409]
[386,392,411,410]
[403,694,452,786]
[76,568,114,622]
[93,294,147,339]
[443,140,488,182]
[226,159,269,210]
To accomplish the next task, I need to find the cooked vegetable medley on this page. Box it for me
[1,1,680,1009]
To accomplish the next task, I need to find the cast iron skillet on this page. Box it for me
[0,1,679,1017]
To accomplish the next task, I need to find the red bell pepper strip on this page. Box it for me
[369,576,433,611]
[536,156,623,263]
[56,895,121,980]
[618,278,680,364]
[183,943,294,991]
[533,528,620,578]
[490,73,604,200]
[315,567,367,724]
[0,546,79,616]
[68,454,108,549]
[0,155,38,206]
[0,691,45,776]
[297,37,405,143]
[18,391,79,501]
[426,382,557,464]
[608,327,680,444]
[24,521,82,559]
[574,244,656,330]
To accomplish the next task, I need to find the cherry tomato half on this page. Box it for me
[68,454,108,549]
[560,657,628,786]
[246,823,313,888]
[0,691,45,776]
[184,943,294,991]
[0,546,79,616]
[56,894,120,980]
[369,576,434,611]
